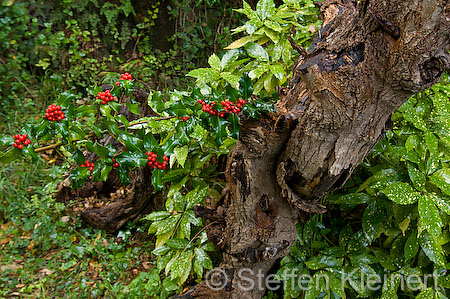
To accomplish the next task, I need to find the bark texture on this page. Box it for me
[186,0,450,298]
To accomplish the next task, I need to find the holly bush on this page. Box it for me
[0,70,274,296]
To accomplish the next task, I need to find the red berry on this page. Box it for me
[113,162,119,168]
[116,82,120,86]
[13,143,17,148]
[18,144,23,150]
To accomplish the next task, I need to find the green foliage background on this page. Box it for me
[1,0,450,298]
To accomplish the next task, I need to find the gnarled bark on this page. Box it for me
[187,0,450,298]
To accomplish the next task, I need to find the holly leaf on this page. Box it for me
[239,73,254,100]
[72,150,85,165]
[117,166,131,186]
[126,102,140,115]
[152,168,163,192]
[144,132,159,151]
[228,113,240,139]
[116,151,147,168]
[92,142,109,159]
[108,101,122,112]
[118,132,143,152]
[69,167,90,189]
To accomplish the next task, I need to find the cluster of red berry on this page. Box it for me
[80,161,95,174]
[112,158,119,168]
[97,90,114,105]
[198,99,219,116]
[197,98,247,118]
[44,104,65,122]
[13,134,31,149]
[146,151,168,170]
[221,99,246,114]
[115,72,133,86]
[179,116,190,121]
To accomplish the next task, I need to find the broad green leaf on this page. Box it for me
[228,113,240,139]
[69,167,90,189]
[419,232,445,267]
[170,250,194,285]
[99,104,112,118]
[329,193,373,205]
[430,168,450,196]
[208,54,221,70]
[190,124,208,141]
[185,187,208,210]
[382,182,420,205]
[179,216,191,239]
[173,145,189,168]
[362,202,385,241]
[156,214,180,235]
[256,0,275,20]
[57,91,76,107]
[193,247,213,278]
[187,68,214,80]
[33,121,50,138]
[425,132,438,154]
[405,134,420,152]
[224,35,259,49]
[416,288,434,299]
[404,232,419,261]
[431,193,450,215]
[328,272,345,298]
[104,120,120,136]
[248,63,269,80]
[115,114,129,128]
[264,20,282,32]
[408,163,426,191]
[220,72,240,90]
[166,238,189,250]
[144,211,171,221]
[268,63,285,81]
[220,49,240,70]
[305,255,343,270]
[418,195,442,241]
[245,43,269,61]
[55,121,69,137]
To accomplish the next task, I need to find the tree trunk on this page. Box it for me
[183,0,450,298]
